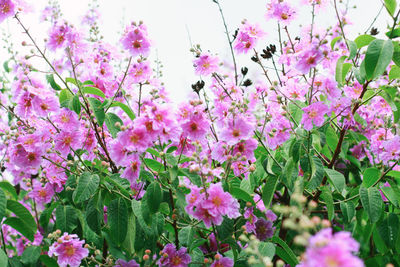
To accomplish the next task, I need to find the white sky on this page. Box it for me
[0,0,390,103]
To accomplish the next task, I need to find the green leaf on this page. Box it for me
[324,168,345,194]
[21,246,41,265]
[393,41,400,66]
[159,202,170,215]
[179,226,195,247]
[122,212,136,255]
[73,172,100,203]
[262,175,278,209]
[258,242,275,258]
[331,36,342,50]
[362,167,381,188]
[39,255,58,267]
[145,182,162,213]
[335,55,348,86]
[385,0,397,16]
[88,97,106,126]
[56,205,78,233]
[108,198,128,245]
[59,89,73,106]
[46,74,61,91]
[85,198,103,235]
[386,28,400,39]
[365,39,394,80]
[340,201,355,223]
[389,65,400,80]
[307,156,324,191]
[110,101,136,120]
[379,86,400,122]
[3,218,35,241]
[354,35,376,49]
[378,213,399,247]
[0,188,6,221]
[143,158,163,172]
[82,86,106,98]
[3,60,10,73]
[321,188,334,220]
[0,250,7,267]
[360,187,383,223]
[347,40,357,60]
[105,113,123,138]
[231,187,253,203]
[71,95,81,115]
[354,66,366,84]
[66,77,80,87]
[272,236,299,266]
[39,202,59,230]
[7,200,36,233]
[0,181,17,200]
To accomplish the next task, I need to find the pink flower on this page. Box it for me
[181,112,210,140]
[193,52,219,76]
[295,46,323,74]
[119,126,152,153]
[210,255,234,267]
[203,183,240,218]
[54,130,83,157]
[298,228,364,267]
[48,233,89,267]
[121,154,141,184]
[266,0,297,25]
[264,116,291,150]
[47,22,72,51]
[220,116,254,145]
[233,22,265,54]
[157,244,191,267]
[301,101,329,131]
[128,60,152,84]
[0,0,15,23]
[121,23,151,57]
[28,180,54,206]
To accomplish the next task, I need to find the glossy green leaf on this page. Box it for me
[362,167,381,188]
[82,86,106,98]
[39,255,58,267]
[110,101,136,120]
[321,188,334,220]
[385,0,397,17]
[258,242,275,258]
[21,246,41,265]
[262,175,278,209]
[145,182,162,213]
[272,236,299,266]
[109,198,128,245]
[335,55,347,86]
[378,213,399,247]
[7,200,36,233]
[308,156,324,190]
[331,36,342,50]
[46,74,61,91]
[0,181,17,200]
[88,97,106,127]
[0,188,6,221]
[0,250,7,267]
[56,205,78,233]
[347,40,357,60]
[360,187,383,223]
[73,172,100,203]
[71,95,81,115]
[105,112,123,138]
[365,39,394,80]
[3,217,35,241]
[324,168,345,194]
[340,201,355,223]
[143,158,163,172]
[354,34,376,49]
[389,65,400,80]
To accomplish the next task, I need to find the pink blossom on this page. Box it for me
[233,22,265,54]
[266,0,297,25]
[157,244,191,267]
[121,154,141,184]
[121,23,151,57]
[28,180,54,206]
[210,255,234,267]
[128,60,152,84]
[181,112,210,140]
[0,0,15,23]
[193,52,219,76]
[295,46,323,74]
[54,130,83,157]
[220,116,254,145]
[48,233,89,267]
[301,101,329,131]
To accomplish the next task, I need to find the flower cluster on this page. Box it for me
[48,233,89,267]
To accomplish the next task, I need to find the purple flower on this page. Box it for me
[297,228,364,267]
[254,218,274,241]
[115,259,140,267]
[157,244,191,267]
[301,101,329,131]
[0,0,15,23]
[48,233,89,267]
[211,254,234,267]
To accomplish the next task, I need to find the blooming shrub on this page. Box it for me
[0,0,398,266]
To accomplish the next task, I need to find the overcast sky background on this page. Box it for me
[0,0,390,103]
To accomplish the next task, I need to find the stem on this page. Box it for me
[138,83,142,117]
[214,0,238,85]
